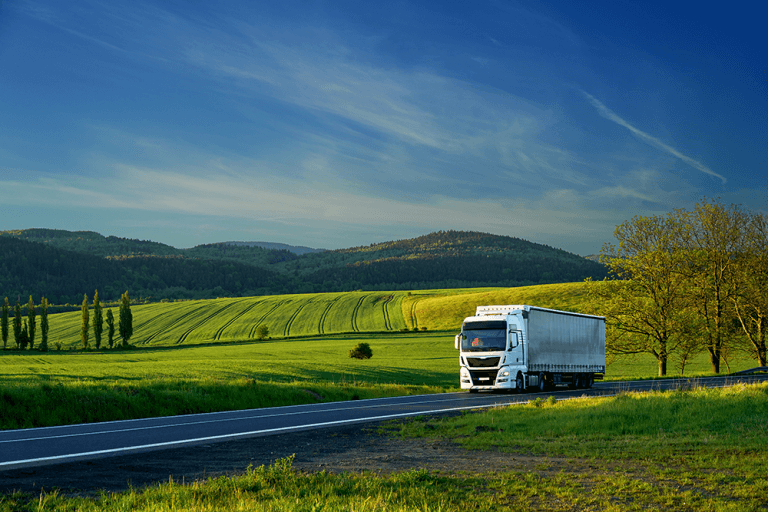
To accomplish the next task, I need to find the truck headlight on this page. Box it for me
[500,370,509,377]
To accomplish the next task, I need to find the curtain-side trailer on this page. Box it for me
[455,305,605,392]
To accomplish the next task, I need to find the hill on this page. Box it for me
[0,229,606,302]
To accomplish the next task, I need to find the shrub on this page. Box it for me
[349,342,373,360]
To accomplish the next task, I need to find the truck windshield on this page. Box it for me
[461,320,507,352]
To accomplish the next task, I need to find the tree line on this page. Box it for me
[1,291,134,351]
[589,198,767,376]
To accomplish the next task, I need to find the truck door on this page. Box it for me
[508,327,523,364]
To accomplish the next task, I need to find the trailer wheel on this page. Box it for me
[538,372,547,392]
[516,373,524,393]
[573,374,582,389]
[586,374,594,388]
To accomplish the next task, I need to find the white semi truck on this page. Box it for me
[455,305,605,392]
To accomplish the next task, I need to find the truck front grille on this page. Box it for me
[469,370,497,386]
[466,357,500,368]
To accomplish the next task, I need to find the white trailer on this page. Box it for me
[455,305,605,392]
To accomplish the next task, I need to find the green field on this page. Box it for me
[44,283,595,348]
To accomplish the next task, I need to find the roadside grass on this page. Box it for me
[4,383,766,511]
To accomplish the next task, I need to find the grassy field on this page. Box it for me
[3,382,766,511]
[42,283,593,348]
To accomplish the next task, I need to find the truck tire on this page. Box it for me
[516,373,524,393]
[538,372,547,392]
[586,374,594,388]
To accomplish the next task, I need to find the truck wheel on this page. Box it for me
[516,373,524,393]
[573,374,582,389]
[538,372,547,392]
[586,374,594,388]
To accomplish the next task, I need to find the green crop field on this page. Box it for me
[43,283,595,348]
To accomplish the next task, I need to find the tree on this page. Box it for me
[39,297,49,352]
[27,296,36,350]
[730,211,768,366]
[19,319,29,350]
[81,294,90,349]
[590,213,692,376]
[93,290,103,349]
[349,342,373,359]
[13,301,22,349]
[119,291,133,347]
[2,297,8,349]
[679,199,748,373]
[255,324,269,340]
[106,309,115,348]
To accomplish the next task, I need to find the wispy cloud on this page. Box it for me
[580,90,726,184]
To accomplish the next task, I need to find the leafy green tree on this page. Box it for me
[106,309,115,348]
[13,301,22,349]
[591,213,692,376]
[255,324,269,340]
[730,211,768,366]
[81,294,90,349]
[1,297,8,349]
[349,342,373,359]
[93,290,103,349]
[19,319,29,350]
[39,297,49,352]
[119,291,133,347]
[27,296,36,350]
[679,199,748,373]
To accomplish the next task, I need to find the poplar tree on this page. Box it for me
[27,296,36,350]
[93,290,103,349]
[119,291,133,347]
[13,301,22,349]
[81,294,90,349]
[1,297,8,349]
[39,297,49,352]
[106,309,115,348]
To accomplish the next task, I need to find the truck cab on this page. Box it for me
[455,308,526,393]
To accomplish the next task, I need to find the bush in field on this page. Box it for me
[349,342,373,359]
[255,324,269,340]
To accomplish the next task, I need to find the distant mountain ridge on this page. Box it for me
[224,241,325,255]
[0,228,606,304]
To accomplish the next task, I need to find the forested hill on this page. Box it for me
[1,229,606,304]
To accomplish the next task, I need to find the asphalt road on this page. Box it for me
[2,373,766,471]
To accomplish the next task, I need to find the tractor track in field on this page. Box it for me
[409,299,420,330]
[381,295,394,331]
[137,304,211,345]
[247,301,286,339]
[283,298,312,337]
[213,299,262,341]
[351,295,366,332]
[317,296,342,335]
[176,301,241,344]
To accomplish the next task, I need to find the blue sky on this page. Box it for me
[1,0,765,255]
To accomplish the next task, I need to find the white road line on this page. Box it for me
[0,394,495,444]
[0,400,519,470]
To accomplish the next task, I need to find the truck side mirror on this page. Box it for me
[454,334,460,350]
[508,332,518,349]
